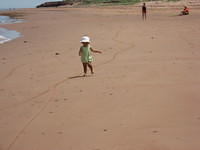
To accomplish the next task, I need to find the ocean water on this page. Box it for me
[0,15,23,44]
[0,15,23,24]
[0,28,21,44]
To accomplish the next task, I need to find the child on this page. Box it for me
[180,6,189,15]
[79,36,102,76]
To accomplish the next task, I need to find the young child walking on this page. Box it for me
[79,36,102,76]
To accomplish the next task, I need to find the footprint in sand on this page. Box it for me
[57,131,63,134]
[1,57,6,64]
[54,99,59,102]
[152,130,159,134]
[0,89,5,92]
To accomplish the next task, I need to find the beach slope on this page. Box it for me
[0,6,200,150]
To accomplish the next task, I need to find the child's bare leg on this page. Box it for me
[82,63,87,75]
[87,62,94,74]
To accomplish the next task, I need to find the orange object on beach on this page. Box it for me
[181,6,189,15]
[184,7,189,13]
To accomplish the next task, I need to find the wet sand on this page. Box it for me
[0,6,200,150]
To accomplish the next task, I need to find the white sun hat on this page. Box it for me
[80,36,90,43]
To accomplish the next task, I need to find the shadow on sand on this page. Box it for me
[68,75,85,79]
[68,74,93,79]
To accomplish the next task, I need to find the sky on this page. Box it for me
[0,0,62,9]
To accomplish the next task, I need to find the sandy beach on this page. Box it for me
[0,4,200,150]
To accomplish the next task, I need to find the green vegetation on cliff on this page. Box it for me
[63,0,180,6]
[64,0,141,5]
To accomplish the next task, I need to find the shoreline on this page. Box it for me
[0,15,23,44]
[0,27,21,44]
[0,10,26,19]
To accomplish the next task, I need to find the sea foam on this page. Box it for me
[0,28,21,44]
[0,15,23,44]
[0,15,23,24]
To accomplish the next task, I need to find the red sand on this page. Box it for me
[0,6,200,150]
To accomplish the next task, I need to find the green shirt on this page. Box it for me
[80,45,93,63]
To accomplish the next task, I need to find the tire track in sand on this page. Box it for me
[0,88,50,112]
[6,77,69,150]
[97,27,135,67]
[0,76,70,112]
[0,64,25,82]
[6,87,56,150]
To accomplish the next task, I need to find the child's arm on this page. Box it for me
[79,47,82,56]
[90,47,102,54]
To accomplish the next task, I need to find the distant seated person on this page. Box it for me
[180,6,189,15]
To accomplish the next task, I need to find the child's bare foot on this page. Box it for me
[91,71,94,75]
[83,73,87,77]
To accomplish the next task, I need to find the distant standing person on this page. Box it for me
[142,3,147,20]
[79,36,102,76]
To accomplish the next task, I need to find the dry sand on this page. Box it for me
[0,5,200,150]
